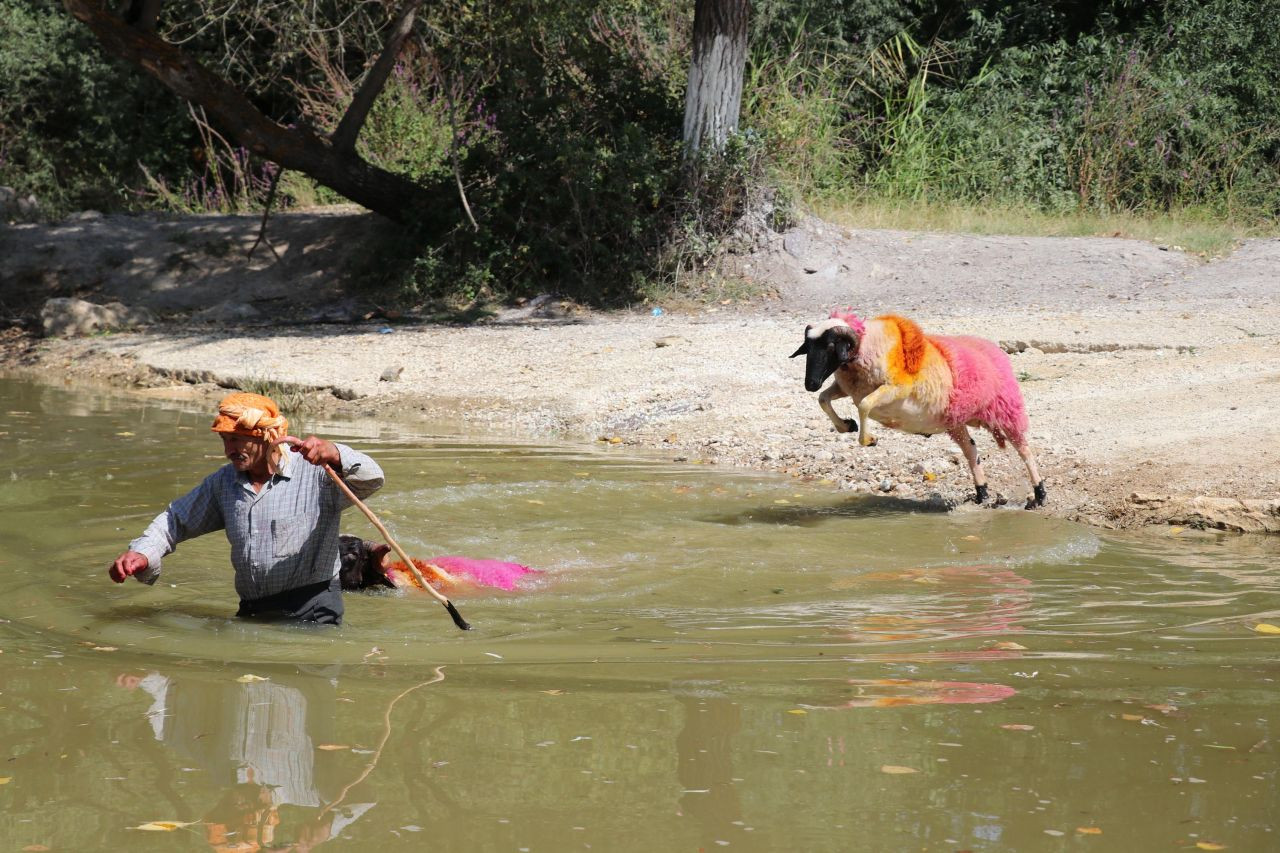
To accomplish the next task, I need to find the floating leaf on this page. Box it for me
[991,642,1027,651]
[317,744,349,751]
[526,499,545,505]
[880,765,918,774]
[22,845,52,852]
[773,499,791,505]
[1196,843,1227,851]
[91,646,118,652]
[235,674,268,683]
[1252,623,1280,635]
[115,431,135,437]
[132,821,196,831]
[961,535,980,542]
[786,709,807,715]
[1120,714,1145,722]
[1076,827,1102,835]
[1001,724,1035,731]
[1145,703,1177,713]
[0,776,11,785]
[540,689,564,696]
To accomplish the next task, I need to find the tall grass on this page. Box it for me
[742,23,862,197]
[812,196,1266,257]
[757,17,1280,253]
[862,33,959,200]
[137,106,280,214]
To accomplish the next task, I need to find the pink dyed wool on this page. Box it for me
[827,307,866,337]
[930,335,1029,446]
[430,556,539,591]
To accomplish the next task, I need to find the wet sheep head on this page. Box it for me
[338,535,395,590]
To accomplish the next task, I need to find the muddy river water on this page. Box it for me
[0,377,1275,851]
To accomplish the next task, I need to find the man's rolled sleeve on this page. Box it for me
[334,443,385,501]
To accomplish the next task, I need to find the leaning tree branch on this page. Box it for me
[123,0,163,32]
[62,0,433,224]
[330,0,425,155]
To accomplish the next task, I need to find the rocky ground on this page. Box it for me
[3,209,1279,532]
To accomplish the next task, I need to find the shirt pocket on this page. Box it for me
[270,518,308,559]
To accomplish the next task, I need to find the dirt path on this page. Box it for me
[4,211,1279,532]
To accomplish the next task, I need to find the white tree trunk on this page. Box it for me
[682,0,749,158]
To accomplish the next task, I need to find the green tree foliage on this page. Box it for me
[3,0,1278,306]
[0,0,194,212]
[745,0,1280,218]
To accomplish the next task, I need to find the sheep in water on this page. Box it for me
[791,309,1046,509]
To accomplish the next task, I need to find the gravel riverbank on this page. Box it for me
[4,211,1279,532]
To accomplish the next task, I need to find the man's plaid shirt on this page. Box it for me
[129,444,384,601]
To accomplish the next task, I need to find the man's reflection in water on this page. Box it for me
[672,680,745,847]
[116,667,373,851]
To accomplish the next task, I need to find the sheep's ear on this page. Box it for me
[790,338,810,358]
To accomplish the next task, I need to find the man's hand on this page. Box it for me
[110,551,149,583]
[278,435,341,468]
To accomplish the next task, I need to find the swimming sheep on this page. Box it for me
[791,309,1046,509]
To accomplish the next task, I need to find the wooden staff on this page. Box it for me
[324,466,471,631]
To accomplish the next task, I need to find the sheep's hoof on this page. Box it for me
[973,484,990,505]
[860,435,877,447]
[1024,481,1047,510]
[844,418,859,433]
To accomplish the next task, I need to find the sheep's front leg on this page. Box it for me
[818,383,858,434]
[856,383,903,447]
[947,425,989,503]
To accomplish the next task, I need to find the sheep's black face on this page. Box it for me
[791,326,857,392]
[338,535,395,590]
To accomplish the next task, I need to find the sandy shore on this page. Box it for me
[3,211,1279,532]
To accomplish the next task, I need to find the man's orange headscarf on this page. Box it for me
[211,392,291,471]
[211,392,289,441]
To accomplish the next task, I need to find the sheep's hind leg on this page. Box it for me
[1013,439,1047,509]
[947,425,989,504]
[818,383,858,433]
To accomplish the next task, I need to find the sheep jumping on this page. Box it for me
[791,309,1046,509]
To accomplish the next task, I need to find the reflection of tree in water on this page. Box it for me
[672,680,745,848]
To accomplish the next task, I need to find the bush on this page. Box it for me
[0,0,197,216]
[10,0,1278,307]
[751,0,1280,220]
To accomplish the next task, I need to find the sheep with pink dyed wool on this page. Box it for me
[791,309,1046,509]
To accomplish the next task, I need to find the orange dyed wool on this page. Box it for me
[385,559,447,590]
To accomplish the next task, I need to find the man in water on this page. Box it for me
[108,392,384,625]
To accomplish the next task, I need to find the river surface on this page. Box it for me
[0,376,1276,851]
